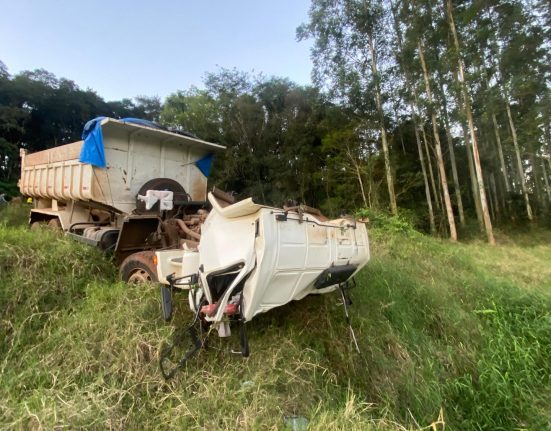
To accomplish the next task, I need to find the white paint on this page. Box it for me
[19,118,224,225]
[157,193,370,326]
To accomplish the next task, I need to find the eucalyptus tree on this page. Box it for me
[473,0,549,219]
[298,0,398,214]
[397,0,458,240]
[420,0,466,227]
[444,0,495,244]
[417,36,458,240]
[464,1,518,220]
[389,0,436,233]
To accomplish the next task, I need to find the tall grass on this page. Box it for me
[1,204,550,429]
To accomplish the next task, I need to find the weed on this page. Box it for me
[0,204,550,429]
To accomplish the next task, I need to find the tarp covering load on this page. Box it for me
[79,117,213,173]
[79,117,162,168]
[120,117,162,129]
[194,153,214,177]
[79,116,107,168]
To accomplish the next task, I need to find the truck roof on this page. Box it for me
[100,117,226,152]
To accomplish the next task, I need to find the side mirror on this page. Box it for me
[160,285,173,321]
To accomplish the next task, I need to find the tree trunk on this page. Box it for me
[389,0,435,233]
[491,112,511,197]
[495,166,508,218]
[489,173,500,222]
[544,122,551,205]
[506,103,533,220]
[367,35,397,215]
[422,125,442,212]
[425,1,465,227]
[433,73,465,226]
[461,116,483,226]
[487,176,495,222]
[414,122,436,233]
[530,153,543,213]
[542,156,551,205]
[355,163,368,208]
[442,110,465,226]
[446,0,494,244]
[418,39,457,241]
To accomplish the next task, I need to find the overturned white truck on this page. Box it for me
[19,117,370,377]
[156,190,370,378]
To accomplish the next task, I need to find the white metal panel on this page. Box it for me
[194,194,370,323]
[156,249,200,286]
[19,118,223,214]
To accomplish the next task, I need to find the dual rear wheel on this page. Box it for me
[30,218,62,231]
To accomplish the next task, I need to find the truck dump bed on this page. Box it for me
[19,118,224,213]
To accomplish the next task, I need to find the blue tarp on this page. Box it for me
[195,153,214,177]
[79,117,214,175]
[79,117,106,168]
[79,117,164,168]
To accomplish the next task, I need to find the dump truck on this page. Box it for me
[19,117,370,376]
[19,117,224,281]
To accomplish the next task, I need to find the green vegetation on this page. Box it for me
[1,204,550,430]
[3,0,551,238]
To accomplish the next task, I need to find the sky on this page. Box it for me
[0,0,314,101]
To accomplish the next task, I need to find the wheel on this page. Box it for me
[30,221,44,230]
[47,218,62,231]
[119,251,159,283]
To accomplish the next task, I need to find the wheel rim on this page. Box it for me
[128,269,152,283]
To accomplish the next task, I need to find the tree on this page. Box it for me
[445,0,495,244]
[389,0,436,233]
[298,0,398,214]
[0,61,164,194]
[418,37,458,241]
[162,70,329,209]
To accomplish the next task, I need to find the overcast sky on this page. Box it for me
[0,0,314,101]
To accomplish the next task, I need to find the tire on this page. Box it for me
[30,221,44,230]
[47,218,62,231]
[119,251,159,283]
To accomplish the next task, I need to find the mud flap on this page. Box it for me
[239,319,250,357]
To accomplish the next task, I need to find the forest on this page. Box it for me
[1,0,550,244]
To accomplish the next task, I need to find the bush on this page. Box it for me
[0,181,19,197]
[356,207,419,235]
[0,202,31,227]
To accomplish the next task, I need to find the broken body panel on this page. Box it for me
[157,193,370,325]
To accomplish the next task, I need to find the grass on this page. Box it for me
[1,203,550,430]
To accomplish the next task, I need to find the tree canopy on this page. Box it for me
[1,0,550,240]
